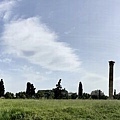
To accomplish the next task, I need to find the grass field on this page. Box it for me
[0,99,120,120]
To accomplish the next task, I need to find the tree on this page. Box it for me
[68,92,78,99]
[35,90,54,99]
[78,82,83,98]
[26,82,36,98]
[4,92,14,99]
[53,79,62,99]
[82,93,90,99]
[44,91,54,99]
[35,90,44,99]
[91,90,106,99]
[53,79,68,99]
[26,82,31,98]
[61,88,68,99]
[71,93,78,99]
[16,92,26,99]
[0,79,5,97]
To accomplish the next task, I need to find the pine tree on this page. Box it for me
[53,79,62,99]
[26,82,36,98]
[78,82,83,98]
[26,82,31,98]
[0,79,5,97]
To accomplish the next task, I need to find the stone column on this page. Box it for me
[109,61,115,99]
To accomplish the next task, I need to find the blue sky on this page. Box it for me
[0,0,120,95]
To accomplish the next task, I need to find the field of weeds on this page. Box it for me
[0,99,120,120]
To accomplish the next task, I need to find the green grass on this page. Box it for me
[0,99,120,120]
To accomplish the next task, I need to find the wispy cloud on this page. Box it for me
[2,64,48,93]
[0,0,17,21]
[17,65,48,82]
[80,71,108,94]
[81,72,107,82]
[2,17,81,72]
[0,58,12,63]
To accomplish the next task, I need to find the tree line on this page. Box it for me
[0,78,117,99]
[0,79,72,99]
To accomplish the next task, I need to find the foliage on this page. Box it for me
[70,93,78,99]
[36,90,54,99]
[53,79,68,99]
[61,88,68,99]
[78,82,83,98]
[0,99,120,119]
[35,90,44,99]
[0,79,5,97]
[113,94,120,99]
[82,93,90,99]
[26,82,36,98]
[91,94,108,99]
[4,92,14,99]
[53,79,62,99]
[16,92,26,99]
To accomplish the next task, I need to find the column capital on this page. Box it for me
[109,61,115,65]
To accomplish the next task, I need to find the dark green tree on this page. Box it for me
[82,93,90,99]
[35,90,44,99]
[26,82,36,98]
[53,79,68,99]
[61,88,68,99]
[35,90,54,99]
[71,93,78,99]
[78,82,83,98]
[31,84,35,96]
[53,79,62,99]
[4,92,14,99]
[0,79,5,97]
[16,91,26,99]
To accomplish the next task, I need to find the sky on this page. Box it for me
[0,0,120,95]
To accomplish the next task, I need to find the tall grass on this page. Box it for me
[0,99,120,119]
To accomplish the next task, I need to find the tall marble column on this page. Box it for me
[109,61,115,99]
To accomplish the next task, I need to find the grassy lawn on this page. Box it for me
[0,99,120,120]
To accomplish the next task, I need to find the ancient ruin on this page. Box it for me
[109,61,115,99]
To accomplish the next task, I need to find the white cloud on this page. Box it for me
[80,71,108,94]
[46,71,53,75]
[0,58,12,63]
[81,72,107,82]
[2,64,48,93]
[0,0,17,21]
[19,65,47,82]
[2,17,81,72]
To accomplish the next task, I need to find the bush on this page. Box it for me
[4,92,14,99]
